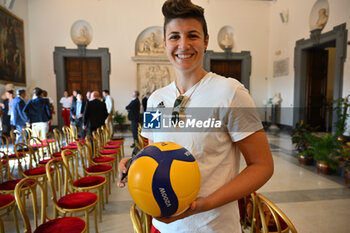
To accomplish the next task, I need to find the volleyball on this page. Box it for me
[128,142,201,217]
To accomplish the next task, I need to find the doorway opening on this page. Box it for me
[293,24,347,131]
[53,47,110,127]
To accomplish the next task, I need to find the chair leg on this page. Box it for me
[105,177,109,204]
[85,210,90,233]
[98,189,102,222]
[13,205,20,233]
[0,216,4,233]
[94,207,98,233]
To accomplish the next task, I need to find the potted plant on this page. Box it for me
[291,120,315,165]
[333,95,350,140]
[304,134,341,174]
[337,144,350,183]
[113,111,126,132]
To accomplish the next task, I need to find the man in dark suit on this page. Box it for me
[70,93,86,138]
[142,91,151,113]
[126,90,140,148]
[83,91,108,136]
[23,87,52,140]
[11,88,28,143]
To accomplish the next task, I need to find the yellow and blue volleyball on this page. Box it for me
[128,141,201,217]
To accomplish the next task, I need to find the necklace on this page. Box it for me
[176,79,201,113]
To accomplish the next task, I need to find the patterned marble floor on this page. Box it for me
[4,130,350,232]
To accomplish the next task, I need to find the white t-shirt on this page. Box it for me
[141,72,262,233]
[105,95,115,114]
[60,97,72,109]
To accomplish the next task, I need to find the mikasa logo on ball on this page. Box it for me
[159,187,172,207]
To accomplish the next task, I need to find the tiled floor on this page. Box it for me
[4,130,350,232]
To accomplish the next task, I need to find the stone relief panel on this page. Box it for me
[137,63,175,97]
[135,26,166,57]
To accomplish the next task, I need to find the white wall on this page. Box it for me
[268,0,350,126]
[3,0,349,127]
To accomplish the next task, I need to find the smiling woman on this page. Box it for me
[118,1,273,232]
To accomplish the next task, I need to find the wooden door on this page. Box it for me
[210,60,242,82]
[306,49,328,131]
[65,57,102,98]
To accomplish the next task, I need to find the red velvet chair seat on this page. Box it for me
[24,167,54,176]
[1,160,7,165]
[61,145,78,150]
[93,157,115,163]
[0,179,35,191]
[76,138,86,142]
[0,194,15,207]
[57,192,97,209]
[31,143,49,148]
[86,164,112,173]
[99,149,118,155]
[34,216,85,233]
[42,139,56,143]
[68,142,84,146]
[3,153,24,159]
[39,158,62,165]
[103,145,120,149]
[73,176,106,188]
[52,151,72,158]
[107,141,122,145]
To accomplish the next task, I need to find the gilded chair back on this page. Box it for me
[256,194,297,233]
[61,149,82,186]
[10,129,24,144]
[23,127,34,144]
[239,193,258,233]
[14,178,45,232]
[14,143,37,176]
[70,124,78,140]
[45,159,67,211]
[0,135,10,154]
[62,126,74,145]
[28,137,50,161]
[76,140,93,170]
[0,152,11,184]
[130,203,151,233]
[92,131,106,157]
[53,128,65,152]
[136,123,147,149]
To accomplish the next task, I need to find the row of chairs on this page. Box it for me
[129,192,297,233]
[0,122,125,233]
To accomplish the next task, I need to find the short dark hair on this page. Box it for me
[17,88,26,96]
[103,90,109,94]
[6,90,14,95]
[134,90,140,97]
[162,0,208,39]
[33,87,43,96]
[73,89,80,94]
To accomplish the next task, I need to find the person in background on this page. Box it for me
[119,1,273,232]
[0,90,14,136]
[86,90,92,102]
[70,93,86,139]
[125,90,140,148]
[11,88,28,143]
[83,91,108,136]
[72,89,79,106]
[59,90,72,126]
[142,91,151,112]
[23,87,51,140]
[42,90,54,132]
[102,89,115,135]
